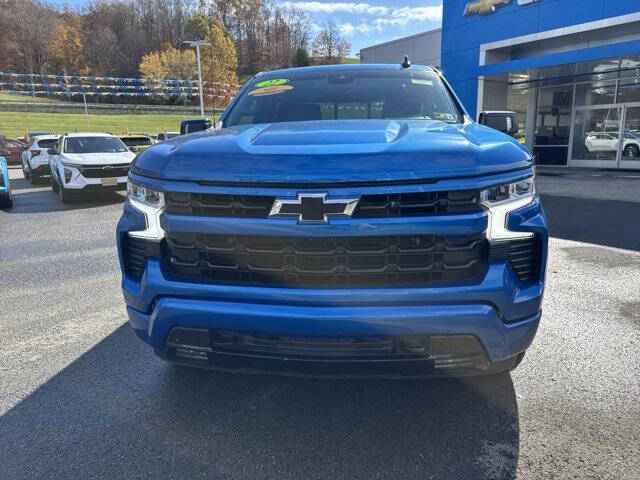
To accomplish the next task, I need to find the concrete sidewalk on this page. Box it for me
[536,167,640,203]
[537,167,640,251]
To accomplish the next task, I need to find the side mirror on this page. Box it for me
[129,146,139,153]
[180,118,212,135]
[48,148,58,155]
[478,111,519,137]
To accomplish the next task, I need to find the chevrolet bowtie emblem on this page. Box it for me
[269,193,359,223]
[464,0,509,15]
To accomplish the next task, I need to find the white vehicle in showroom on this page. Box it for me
[584,131,640,157]
[21,134,59,185]
[48,133,135,203]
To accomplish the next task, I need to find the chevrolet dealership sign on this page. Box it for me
[464,0,536,15]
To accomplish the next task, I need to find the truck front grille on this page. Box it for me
[164,190,482,218]
[79,164,129,178]
[163,234,488,288]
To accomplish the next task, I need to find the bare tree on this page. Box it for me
[311,20,351,65]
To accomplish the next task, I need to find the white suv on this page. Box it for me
[585,131,640,157]
[49,133,135,203]
[22,134,59,185]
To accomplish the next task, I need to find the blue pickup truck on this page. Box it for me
[117,64,547,378]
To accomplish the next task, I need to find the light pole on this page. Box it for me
[183,40,211,118]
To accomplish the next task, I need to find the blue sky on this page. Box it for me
[48,0,443,56]
[280,1,442,54]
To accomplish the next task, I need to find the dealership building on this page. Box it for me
[360,0,640,169]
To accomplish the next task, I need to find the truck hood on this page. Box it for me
[131,120,533,184]
[62,151,135,166]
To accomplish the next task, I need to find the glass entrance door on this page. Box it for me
[570,104,640,169]
[570,106,622,167]
[620,105,640,169]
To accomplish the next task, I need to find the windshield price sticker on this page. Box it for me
[255,78,289,88]
[249,85,294,96]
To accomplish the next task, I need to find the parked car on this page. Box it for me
[117,64,548,378]
[0,156,12,209]
[584,131,640,157]
[27,131,53,140]
[119,133,156,153]
[22,134,59,184]
[156,132,179,142]
[49,133,135,203]
[0,138,27,164]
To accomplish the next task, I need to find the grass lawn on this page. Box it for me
[0,93,64,104]
[0,110,211,138]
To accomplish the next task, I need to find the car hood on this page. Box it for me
[62,151,135,165]
[131,120,533,184]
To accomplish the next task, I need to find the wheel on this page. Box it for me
[623,144,640,158]
[57,183,77,203]
[30,171,39,185]
[0,193,12,209]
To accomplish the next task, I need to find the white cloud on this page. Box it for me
[356,22,371,34]
[282,2,443,24]
[281,1,389,15]
[338,21,373,36]
[391,5,442,22]
[339,22,356,36]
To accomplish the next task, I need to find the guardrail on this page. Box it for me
[0,102,227,116]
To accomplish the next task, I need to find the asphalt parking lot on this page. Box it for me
[1,167,639,480]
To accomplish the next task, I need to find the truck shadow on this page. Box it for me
[540,194,640,251]
[5,175,124,213]
[0,325,519,480]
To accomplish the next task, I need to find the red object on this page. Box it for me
[0,140,25,163]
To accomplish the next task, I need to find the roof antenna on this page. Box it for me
[401,55,411,69]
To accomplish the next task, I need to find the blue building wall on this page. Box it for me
[441,0,640,118]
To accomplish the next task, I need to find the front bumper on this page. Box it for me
[31,163,51,176]
[64,173,128,190]
[117,170,548,376]
[127,294,540,377]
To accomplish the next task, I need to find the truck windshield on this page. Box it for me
[224,69,463,127]
[64,137,128,154]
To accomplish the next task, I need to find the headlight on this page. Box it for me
[61,162,80,183]
[481,177,535,205]
[127,180,164,208]
[481,175,536,240]
[126,180,165,240]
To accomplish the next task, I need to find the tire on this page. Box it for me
[0,193,12,209]
[30,171,39,185]
[623,144,640,158]
[57,183,76,203]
